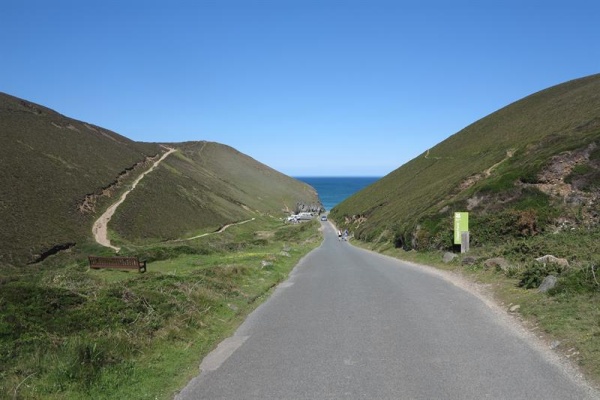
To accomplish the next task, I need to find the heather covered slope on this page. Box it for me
[0,93,163,265]
[330,74,600,250]
[0,94,321,266]
[110,141,321,243]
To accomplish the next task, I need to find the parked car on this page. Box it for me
[297,212,313,220]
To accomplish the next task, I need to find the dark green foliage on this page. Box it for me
[566,164,595,182]
[550,264,600,296]
[496,227,600,263]
[565,162,600,192]
[57,337,133,390]
[518,261,566,289]
[470,188,557,245]
[0,282,86,343]
[479,171,522,193]
[513,187,552,211]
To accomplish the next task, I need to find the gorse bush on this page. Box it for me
[550,264,600,296]
[518,261,566,289]
[473,209,539,244]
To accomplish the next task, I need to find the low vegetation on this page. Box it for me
[0,217,321,399]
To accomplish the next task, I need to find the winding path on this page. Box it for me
[171,218,256,243]
[92,146,176,251]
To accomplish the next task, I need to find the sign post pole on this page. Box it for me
[461,231,470,254]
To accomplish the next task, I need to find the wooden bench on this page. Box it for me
[88,256,147,273]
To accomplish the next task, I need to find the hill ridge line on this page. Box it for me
[92,146,177,251]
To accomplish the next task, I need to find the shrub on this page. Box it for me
[550,264,600,296]
[518,261,566,289]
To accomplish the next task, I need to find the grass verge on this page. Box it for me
[0,217,321,399]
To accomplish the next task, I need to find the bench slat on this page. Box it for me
[88,256,147,273]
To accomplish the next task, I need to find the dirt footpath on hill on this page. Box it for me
[92,147,176,251]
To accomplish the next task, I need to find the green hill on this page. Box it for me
[110,140,322,243]
[0,93,321,266]
[330,74,600,253]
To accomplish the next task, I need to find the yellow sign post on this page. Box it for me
[454,212,469,251]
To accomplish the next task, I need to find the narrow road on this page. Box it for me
[92,146,176,251]
[176,221,599,400]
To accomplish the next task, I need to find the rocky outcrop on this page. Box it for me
[78,153,160,214]
[538,275,558,293]
[484,257,512,272]
[522,142,600,230]
[461,256,479,266]
[295,202,324,214]
[535,255,570,268]
[442,252,457,263]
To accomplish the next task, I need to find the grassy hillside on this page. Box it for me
[0,93,321,266]
[0,93,162,266]
[330,74,600,250]
[111,141,321,244]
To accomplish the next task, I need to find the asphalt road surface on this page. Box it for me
[176,221,598,400]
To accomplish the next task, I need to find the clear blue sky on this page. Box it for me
[2,0,599,176]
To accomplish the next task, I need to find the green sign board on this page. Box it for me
[454,212,469,244]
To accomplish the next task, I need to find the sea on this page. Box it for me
[295,177,381,211]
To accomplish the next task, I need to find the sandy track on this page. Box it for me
[92,147,176,251]
[170,218,256,243]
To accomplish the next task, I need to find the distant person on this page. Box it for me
[343,229,349,241]
[338,230,342,241]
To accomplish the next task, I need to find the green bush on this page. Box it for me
[550,264,600,296]
[518,261,566,289]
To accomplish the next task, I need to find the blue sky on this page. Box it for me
[2,1,599,176]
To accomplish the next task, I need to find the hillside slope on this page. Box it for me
[110,141,322,242]
[0,93,321,266]
[330,74,600,251]
[0,93,163,265]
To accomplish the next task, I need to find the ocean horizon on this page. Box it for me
[295,176,381,211]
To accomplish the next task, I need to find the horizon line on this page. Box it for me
[292,175,384,178]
